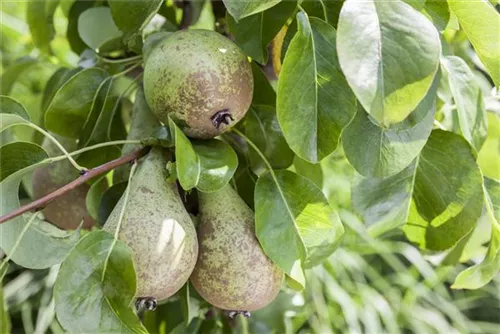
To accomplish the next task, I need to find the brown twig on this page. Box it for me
[179,0,193,29]
[0,146,151,225]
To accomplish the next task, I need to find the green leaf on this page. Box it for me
[170,118,200,190]
[67,0,95,54]
[0,142,80,269]
[0,57,38,95]
[337,0,440,126]
[78,7,123,52]
[243,105,294,174]
[300,0,344,26]
[423,0,450,32]
[478,112,500,180]
[26,0,59,53]
[441,56,488,151]
[255,170,344,288]
[192,139,238,193]
[54,230,148,334]
[98,181,128,226]
[45,68,110,138]
[277,13,356,163]
[292,155,323,189]
[223,0,282,21]
[109,0,163,33]
[41,67,83,114]
[0,96,30,122]
[342,76,437,178]
[179,283,199,326]
[86,177,109,221]
[354,130,484,247]
[0,278,10,334]
[448,0,500,87]
[250,62,276,106]
[452,178,500,289]
[227,1,296,64]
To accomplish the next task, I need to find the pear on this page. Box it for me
[103,147,198,301]
[113,85,160,183]
[32,135,98,229]
[190,184,284,311]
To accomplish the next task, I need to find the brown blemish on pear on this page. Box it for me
[31,135,99,230]
[144,29,253,139]
[103,148,198,301]
[190,184,283,311]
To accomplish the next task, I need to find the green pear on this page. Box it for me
[190,184,284,311]
[113,85,160,183]
[144,29,253,139]
[32,135,98,229]
[103,147,198,301]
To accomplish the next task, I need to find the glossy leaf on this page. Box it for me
[67,0,95,54]
[342,76,437,178]
[423,0,450,32]
[0,142,80,269]
[98,181,128,226]
[441,56,487,151]
[452,178,500,289]
[109,0,163,32]
[78,7,122,51]
[45,68,110,138]
[301,0,344,26]
[54,230,148,333]
[255,170,344,288]
[277,13,356,163]
[354,130,484,249]
[223,0,282,21]
[0,96,30,121]
[26,0,59,53]
[227,1,296,64]
[448,0,500,87]
[337,0,440,126]
[192,139,238,193]
[170,118,200,190]
[41,67,83,114]
[86,177,109,221]
[244,105,294,174]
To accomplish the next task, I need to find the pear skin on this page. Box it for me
[191,184,284,311]
[103,147,198,301]
[113,85,160,183]
[32,135,97,229]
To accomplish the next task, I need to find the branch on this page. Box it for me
[179,0,192,29]
[0,146,151,225]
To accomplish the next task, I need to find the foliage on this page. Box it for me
[1,0,499,333]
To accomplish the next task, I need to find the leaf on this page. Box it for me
[250,62,276,106]
[109,0,163,33]
[0,142,80,269]
[223,0,282,21]
[26,0,59,53]
[179,283,199,326]
[227,1,297,64]
[0,57,38,95]
[45,68,110,138]
[448,0,500,87]
[243,105,294,174]
[452,178,500,289]
[191,139,238,193]
[337,0,441,126]
[67,0,95,54]
[98,181,128,226]
[478,112,500,180]
[277,13,356,163]
[255,170,344,288]
[0,96,30,121]
[170,118,200,190]
[422,0,450,32]
[41,67,82,114]
[354,130,484,248]
[54,230,148,334]
[342,76,437,178]
[86,177,109,221]
[441,56,488,151]
[0,278,10,334]
[300,0,344,26]
[78,7,123,52]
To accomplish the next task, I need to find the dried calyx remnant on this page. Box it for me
[228,311,251,319]
[136,297,158,312]
[144,29,253,139]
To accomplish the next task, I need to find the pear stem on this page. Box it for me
[0,146,151,225]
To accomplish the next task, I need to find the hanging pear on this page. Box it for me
[190,184,283,312]
[113,85,160,183]
[103,147,198,301]
[32,135,100,229]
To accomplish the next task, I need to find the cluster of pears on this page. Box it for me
[101,30,283,312]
